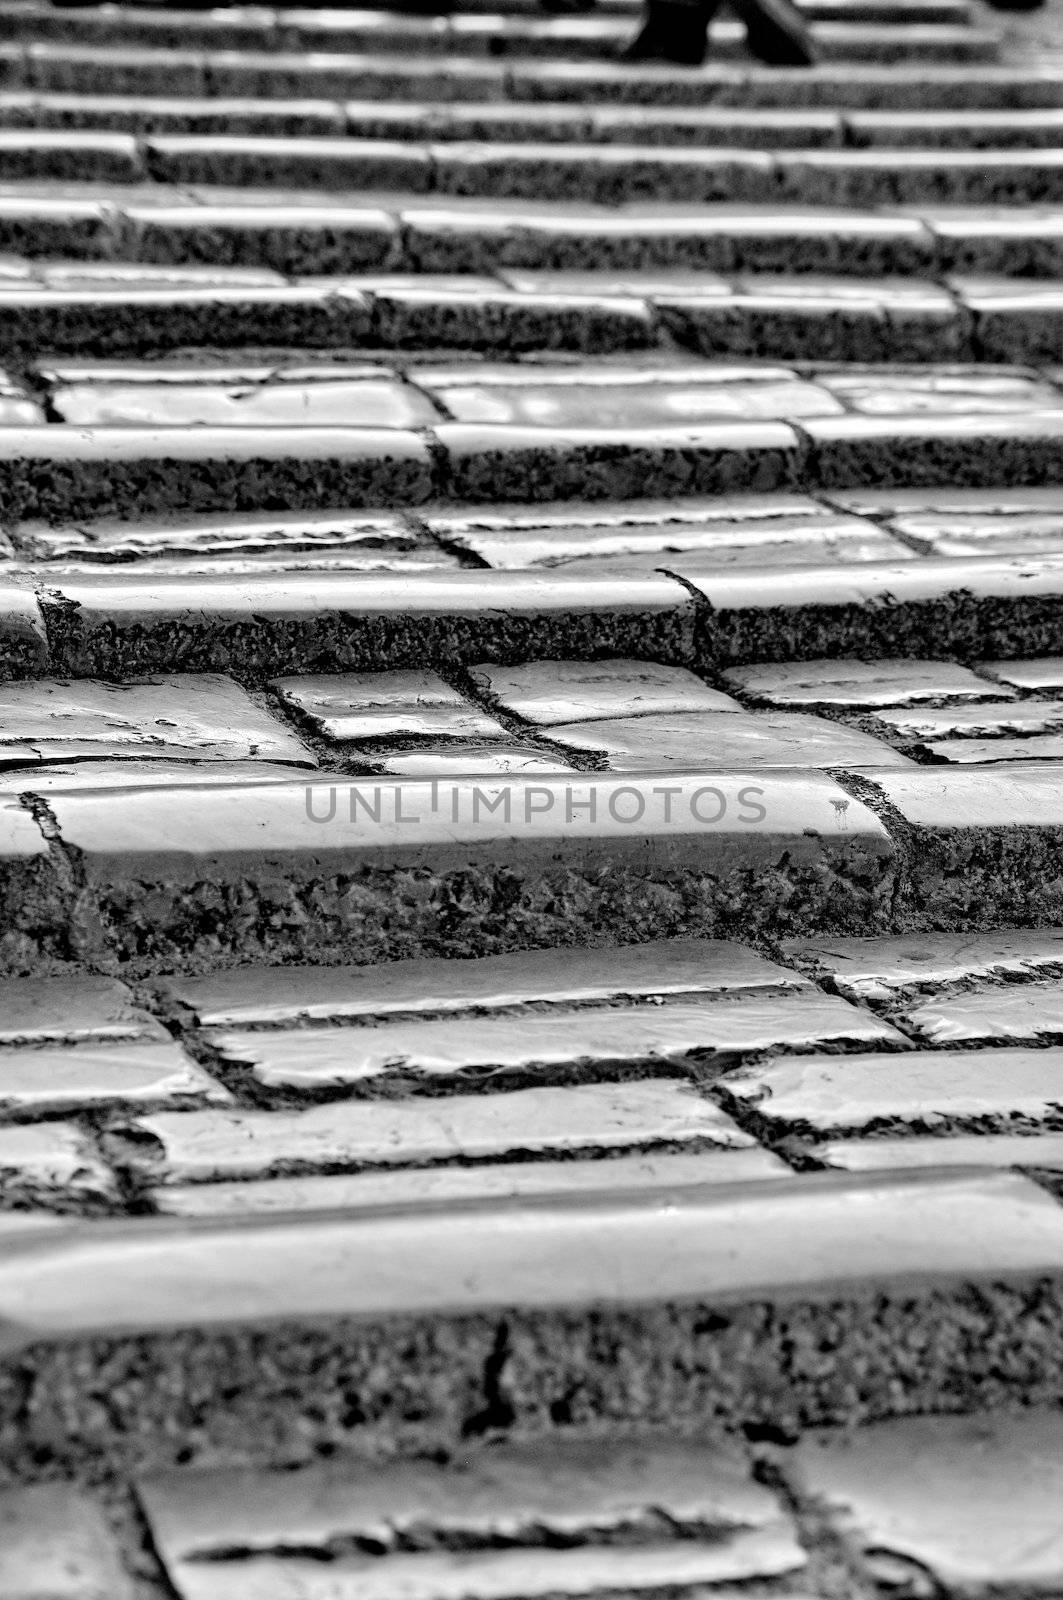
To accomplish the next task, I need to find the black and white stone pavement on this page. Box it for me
[3,0,1063,1588]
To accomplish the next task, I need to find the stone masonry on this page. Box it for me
[1,0,1063,1589]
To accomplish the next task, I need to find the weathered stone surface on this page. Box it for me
[984,655,1063,689]
[40,770,896,968]
[549,710,912,770]
[790,1411,1063,1590]
[817,1132,1063,1172]
[0,1483,133,1600]
[724,658,1003,709]
[114,1080,754,1183]
[376,745,576,775]
[425,495,908,571]
[782,928,1063,998]
[23,509,422,566]
[0,1122,119,1211]
[211,991,902,1094]
[0,674,314,766]
[271,669,506,742]
[170,939,811,1026]
[726,1046,1063,1131]
[469,659,740,723]
[0,1040,229,1115]
[903,981,1063,1044]
[0,973,164,1043]
[52,375,443,429]
[874,699,1063,739]
[139,1435,804,1600]
[151,1148,791,1218]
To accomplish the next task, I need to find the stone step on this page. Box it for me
[0,132,1055,207]
[0,0,981,51]
[0,1166,1055,1477]
[0,273,1055,357]
[0,23,998,83]
[10,749,1063,968]
[1,196,1061,278]
[7,408,1063,525]
[2,47,1039,107]
[14,95,1063,152]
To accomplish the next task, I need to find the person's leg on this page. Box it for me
[731,0,815,65]
[623,0,723,65]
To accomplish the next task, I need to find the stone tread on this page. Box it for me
[2,0,1063,1570]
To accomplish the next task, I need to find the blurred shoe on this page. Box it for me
[731,0,815,63]
[623,0,716,63]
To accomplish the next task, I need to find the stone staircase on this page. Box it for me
[3,0,1063,1593]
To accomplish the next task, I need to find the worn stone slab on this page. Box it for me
[272,669,505,742]
[151,1148,791,1218]
[52,376,443,429]
[723,657,1001,709]
[861,763,1063,925]
[40,770,896,968]
[424,372,843,428]
[983,655,1063,689]
[0,582,48,679]
[874,699,1063,739]
[0,674,314,767]
[790,1412,1063,1590]
[0,1168,1058,1470]
[549,710,912,770]
[0,1483,133,1600]
[0,973,164,1044]
[816,1131,1063,1172]
[211,991,902,1094]
[469,659,740,724]
[0,425,434,521]
[0,1122,119,1212]
[726,1046,1063,1132]
[139,1435,804,1600]
[435,419,802,504]
[904,981,1063,1044]
[0,1039,229,1115]
[113,1079,754,1183]
[42,569,695,678]
[21,509,423,567]
[169,938,811,1027]
[375,745,576,776]
[782,928,1063,999]
[813,366,1060,417]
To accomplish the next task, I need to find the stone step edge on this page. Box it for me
[0,1166,1055,1480]
[6,762,1063,975]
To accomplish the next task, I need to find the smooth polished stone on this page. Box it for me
[790,1412,1063,1589]
[0,1484,134,1600]
[817,1132,1063,1172]
[170,938,810,1026]
[139,1436,803,1600]
[548,711,912,770]
[0,973,164,1044]
[726,1046,1063,1130]
[115,1079,755,1184]
[984,655,1063,689]
[724,657,1002,709]
[903,981,1063,1044]
[52,377,443,430]
[874,699,1063,739]
[211,991,902,1093]
[375,745,576,776]
[0,1040,230,1115]
[271,670,505,742]
[469,659,740,724]
[151,1148,791,1218]
[782,928,1063,999]
[0,674,314,767]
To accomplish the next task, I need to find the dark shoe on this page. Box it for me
[623,0,717,64]
[731,0,815,63]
